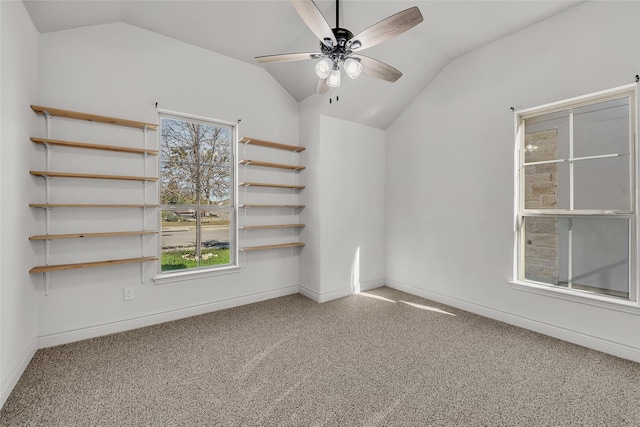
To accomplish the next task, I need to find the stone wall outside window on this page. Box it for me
[524,130,558,284]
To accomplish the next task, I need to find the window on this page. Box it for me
[159,112,236,273]
[515,84,637,301]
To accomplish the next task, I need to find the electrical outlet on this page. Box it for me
[123,287,134,301]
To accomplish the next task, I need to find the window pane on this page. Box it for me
[161,117,233,205]
[524,162,569,210]
[200,209,232,267]
[573,97,630,158]
[161,210,197,272]
[570,217,629,298]
[523,216,630,298]
[523,217,559,285]
[574,156,630,211]
[524,109,570,162]
[161,209,232,271]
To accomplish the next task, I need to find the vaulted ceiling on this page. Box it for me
[23,0,583,129]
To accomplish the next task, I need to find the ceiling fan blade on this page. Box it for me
[291,0,337,48]
[255,52,322,64]
[353,55,402,82]
[316,78,329,94]
[348,7,423,52]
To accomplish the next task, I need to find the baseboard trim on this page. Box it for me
[298,280,384,303]
[38,285,299,349]
[1,338,37,409]
[359,279,386,292]
[386,279,640,363]
[297,285,321,302]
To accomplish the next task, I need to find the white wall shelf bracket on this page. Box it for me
[43,272,51,296]
[42,175,52,205]
[44,207,52,235]
[41,105,52,295]
[43,141,53,170]
[44,112,52,138]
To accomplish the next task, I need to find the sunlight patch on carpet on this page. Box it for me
[358,292,396,303]
[400,300,456,316]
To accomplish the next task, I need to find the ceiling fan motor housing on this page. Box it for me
[321,28,356,62]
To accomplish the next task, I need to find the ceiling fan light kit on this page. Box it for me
[255,0,423,92]
[327,65,342,88]
[344,57,363,79]
[315,57,333,79]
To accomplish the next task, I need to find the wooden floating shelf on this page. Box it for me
[240,242,305,252]
[239,137,305,152]
[31,105,158,131]
[31,137,158,156]
[239,159,305,171]
[30,171,158,182]
[240,224,305,230]
[29,256,158,274]
[30,231,158,240]
[240,204,305,209]
[30,203,158,209]
[239,181,304,190]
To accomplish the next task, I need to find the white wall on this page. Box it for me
[299,98,322,296]
[386,1,640,361]
[35,22,301,343]
[317,115,386,296]
[300,95,386,301]
[0,0,39,407]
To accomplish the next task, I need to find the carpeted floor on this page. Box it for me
[1,287,639,426]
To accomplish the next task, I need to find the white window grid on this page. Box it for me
[514,83,638,302]
[156,110,239,274]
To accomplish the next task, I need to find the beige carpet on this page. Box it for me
[1,287,639,426]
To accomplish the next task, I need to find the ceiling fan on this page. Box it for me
[255,0,423,93]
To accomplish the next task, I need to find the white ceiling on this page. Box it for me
[23,0,583,129]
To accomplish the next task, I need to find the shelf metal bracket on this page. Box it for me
[44,206,52,235]
[43,141,53,171]
[39,174,53,205]
[43,272,50,296]
[140,262,145,284]
[44,111,52,138]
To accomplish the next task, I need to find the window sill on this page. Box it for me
[154,265,241,285]
[510,280,640,315]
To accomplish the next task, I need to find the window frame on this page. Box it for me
[154,110,239,283]
[512,83,639,305]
